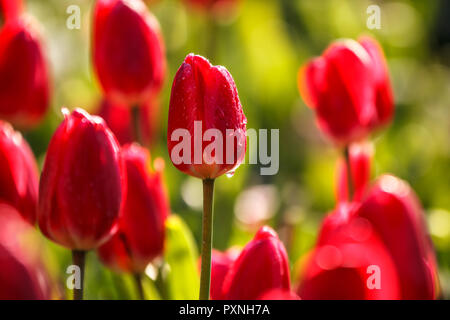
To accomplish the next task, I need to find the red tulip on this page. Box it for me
[208,248,239,300]
[167,54,247,179]
[97,98,156,146]
[93,0,166,106]
[221,226,290,300]
[0,17,50,128]
[298,37,393,144]
[335,141,373,203]
[0,0,23,21]
[38,108,125,250]
[98,143,169,273]
[0,203,51,300]
[0,120,39,224]
[357,175,438,299]
[298,204,401,300]
[359,36,394,128]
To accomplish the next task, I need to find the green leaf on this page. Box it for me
[164,215,199,300]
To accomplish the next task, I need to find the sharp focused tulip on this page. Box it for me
[335,141,373,203]
[98,143,169,273]
[93,0,166,106]
[38,108,125,250]
[0,120,39,224]
[97,98,155,146]
[0,203,51,300]
[298,204,401,300]
[0,17,50,128]
[357,175,438,299]
[221,226,290,300]
[298,37,393,144]
[167,54,247,179]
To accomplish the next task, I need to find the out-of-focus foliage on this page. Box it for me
[18,0,450,299]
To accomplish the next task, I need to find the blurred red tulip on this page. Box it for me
[258,288,300,300]
[98,143,169,273]
[38,108,125,250]
[0,203,51,300]
[93,0,166,106]
[335,141,373,203]
[359,36,394,128]
[357,175,439,299]
[167,54,247,179]
[97,98,156,146]
[298,204,401,300]
[208,248,239,300]
[0,120,38,224]
[0,0,23,21]
[221,226,290,300]
[0,17,50,128]
[298,37,393,144]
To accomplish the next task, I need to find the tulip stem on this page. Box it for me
[131,105,142,145]
[133,273,145,300]
[199,178,215,300]
[343,145,354,201]
[72,250,86,300]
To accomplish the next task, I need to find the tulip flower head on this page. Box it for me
[0,16,50,128]
[167,54,247,180]
[93,0,166,106]
[0,203,51,300]
[0,120,39,224]
[38,108,125,250]
[221,226,291,300]
[298,204,401,300]
[298,37,394,145]
[98,143,169,273]
[357,175,438,299]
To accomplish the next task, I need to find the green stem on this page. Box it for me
[199,178,215,300]
[72,250,86,300]
[343,145,354,201]
[133,273,145,300]
[131,105,142,145]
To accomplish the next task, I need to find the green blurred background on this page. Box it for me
[21,0,449,299]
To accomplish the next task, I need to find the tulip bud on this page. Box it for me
[167,54,247,179]
[298,204,401,300]
[298,37,393,144]
[335,141,373,203]
[0,120,39,224]
[0,17,50,128]
[98,144,169,273]
[207,248,239,300]
[357,175,438,299]
[38,108,125,250]
[0,203,51,299]
[221,226,290,300]
[93,0,166,106]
